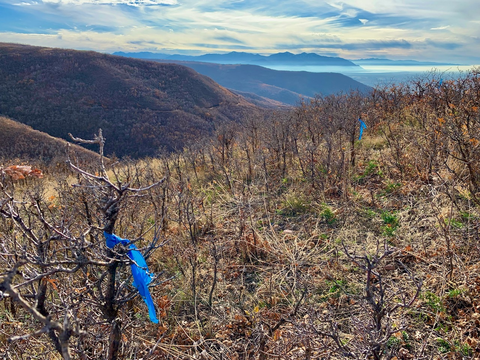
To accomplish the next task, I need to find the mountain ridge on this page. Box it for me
[113,51,359,67]
[0,116,102,163]
[0,42,262,158]
[150,60,372,105]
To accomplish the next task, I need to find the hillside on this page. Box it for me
[230,89,290,108]
[2,70,480,359]
[0,43,261,157]
[2,71,480,359]
[0,116,101,163]
[151,60,372,105]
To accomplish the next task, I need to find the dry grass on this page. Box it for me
[4,146,479,359]
[2,74,480,358]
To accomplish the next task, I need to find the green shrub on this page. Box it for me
[381,211,399,236]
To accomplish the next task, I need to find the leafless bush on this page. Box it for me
[0,130,168,359]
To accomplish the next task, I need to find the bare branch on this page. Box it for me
[69,129,107,177]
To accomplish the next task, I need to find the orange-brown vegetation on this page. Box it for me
[1,165,43,180]
[0,116,101,165]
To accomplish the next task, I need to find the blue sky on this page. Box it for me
[1,0,479,63]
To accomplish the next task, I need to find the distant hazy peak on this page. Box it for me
[113,51,359,66]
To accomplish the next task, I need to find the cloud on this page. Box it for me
[343,39,412,50]
[359,19,368,25]
[424,39,462,50]
[127,40,164,46]
[40,0,177,4]
[430,25,450,30]
[341,8,358,18]
[327,1,343,10]
[191,43,251,50]
[214,36,246,45]
[279,39,413,51]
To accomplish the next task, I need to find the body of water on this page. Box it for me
[264,64,479,87]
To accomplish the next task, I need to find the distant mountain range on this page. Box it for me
[0,43,262,157]
[352,58,459,66]
[151,60,371,105]
[113,51,359,67]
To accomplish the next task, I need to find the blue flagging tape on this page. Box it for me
[358,118,367,140]
[104,232,159,323]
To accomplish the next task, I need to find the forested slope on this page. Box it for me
[151,60,372,105]
[0,116,101,163]
[0,43,261,157]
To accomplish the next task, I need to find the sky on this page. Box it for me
[1,0,479,63]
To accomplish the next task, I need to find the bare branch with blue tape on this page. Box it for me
[104,232,159,323]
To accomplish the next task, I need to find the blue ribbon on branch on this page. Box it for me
[358,118,367,140]
[104,232,159,323]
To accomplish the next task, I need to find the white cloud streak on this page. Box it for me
[41,0,177,4]
[431,25,450,30]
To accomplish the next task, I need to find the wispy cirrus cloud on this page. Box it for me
[214,36,246,45]
[431,25,450,30]
[25,0,177,4]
